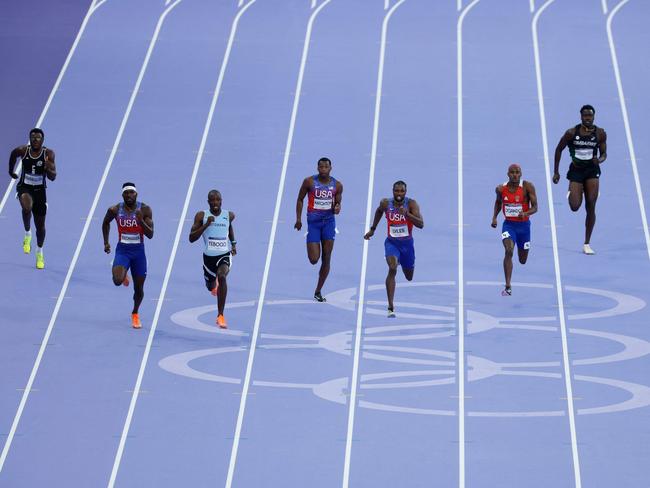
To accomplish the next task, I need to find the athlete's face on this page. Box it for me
[208,193,222,214]
[29,132,43,150]
[507,166,522,184]
[580,109,595,128]
[393,184,407,203]
[122,189,137,206]
[317,161,331,179]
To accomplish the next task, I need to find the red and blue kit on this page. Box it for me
[113,202,147,277]
[501,182,531,250]
[384,198,415,269]
[306,175,337,243]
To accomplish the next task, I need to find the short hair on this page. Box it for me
[580,104,595,115]
[208,189,221,198]
[393,180,407,189]
[317,157,331,166]
[122,182,136,189]
[29,128,44,138]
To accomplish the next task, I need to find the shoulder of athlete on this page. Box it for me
[336,179,343,192]
[140,203,153,217]
[597,127,607,140]
[379,198,389,209]
[229,210,235,221]
[45,148,55,160]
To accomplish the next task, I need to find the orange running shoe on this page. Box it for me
[122,274,130,287]
[131,313,142,329]
[216,314,227,329]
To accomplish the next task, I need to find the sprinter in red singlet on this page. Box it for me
[491,164,538,296]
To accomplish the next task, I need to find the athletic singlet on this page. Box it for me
[385,197,413,239]
[202,209,230,256]
[19,145,47,188]
[501,182,529,222]
[569,124,599,165]
[307,175,337,218]
[116,202,144,244]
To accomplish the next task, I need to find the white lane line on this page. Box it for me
[602,0,609,14]
[456,1,480,486]
[531,2,582,487]
[458,0,462,12]
[106,1,257,487]
[0,0,107,215]
[342,2,407,487]
[607,1,650,259]
[224,1,332,487]
[0,0,184,474]
[530,0,535,13]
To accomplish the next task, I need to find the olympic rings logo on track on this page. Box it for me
[159,281,650,417]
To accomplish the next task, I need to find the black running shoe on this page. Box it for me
[501,287,512,296]
[314,292,326,302]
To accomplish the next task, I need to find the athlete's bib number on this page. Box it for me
[23,173,42,186]
[575,148,595,161]
[313,198,332,210]
[389,225,408,238]
[504,204,523,218]
[208,237,228,251]
[120,233,141,244]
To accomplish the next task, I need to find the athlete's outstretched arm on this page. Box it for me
[491,185,503,228]
[553,129,572,183]
[228,210,237,256]
[188,211,209,243]
[364,199,388,240]
[8,146,26,178]
[523,181,538,218]
[137,204,154,239]
[334,180,343,215]
[295,176,312,230]
[44,148,57,181]
[406,199,424,229]
[596,129,607,165]
[102,206,118,253]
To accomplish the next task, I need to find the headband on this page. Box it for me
[122,185,137,194]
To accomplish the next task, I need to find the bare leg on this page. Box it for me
[216,264,230,315]
[132,275,145,314]
[402,267,414,281]
[315,239,334,294]
[112,265,128,286]
[34,214,46,248]
[19,193,33,232]
[307,242,321,265]
[386,256,399,310]
[502,239,515,289]
[583,178,599,245]
[568,181,584,212]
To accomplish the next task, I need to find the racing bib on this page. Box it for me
[207,237,228,252]
[120,233,141,244]
[313,198,332,210]
[504,204,523,218]
[23,173,43,186]
[574,148,595,161]
[389,225,408,238]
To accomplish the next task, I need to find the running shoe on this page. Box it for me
[583,244,595,255]
[314,292,326,302]
[216,314,227,329]
[131,313,142,329]
[36,251,44,269]
[122,274,130,287]
[23,235,31,254]
[387,308,396,318]
[501,287,512,296]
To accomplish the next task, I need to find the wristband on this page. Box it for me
[230,240,237,245]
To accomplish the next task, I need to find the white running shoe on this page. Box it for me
[387,308,396,318]
[583,244,595,255]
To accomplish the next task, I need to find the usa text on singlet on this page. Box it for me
[385,198,413,239]
[19,145,47,188]
[117,202,144,244]
[501,182,529,222]
[307,175,337,219]
[202,210,231,256]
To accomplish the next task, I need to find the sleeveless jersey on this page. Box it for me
[501,182,529,222]
[385,197,413,239]
[116,202,144,244]
[202,209,231,256]
[307,175,337,218]
[19,145,47,188]
[569,124,599,165]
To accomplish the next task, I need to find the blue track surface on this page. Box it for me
[1,1,649,487]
